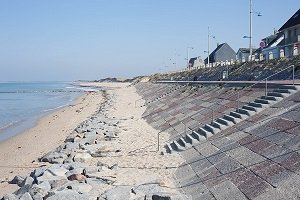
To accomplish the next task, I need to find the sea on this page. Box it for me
[0,82,96,142]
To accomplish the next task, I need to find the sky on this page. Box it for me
[0,0,299,81]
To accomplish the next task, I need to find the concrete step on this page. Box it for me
[223,114,241,124]
[242,105,257,112]
[248,102,266,108]
[273,89,292,94]
[217,117,235,126]
[204,124,221,134]
[178,137,187,147]
[185,133,199,144]
[267,92,287,98]
[191,130,206,141]
[230,111,248,119]
[261,96,281,101]
[255,98,271,104]
[172,141,185,151]
[198,127,214,138]
[279,85,300,90]
[236,108,255,116]
[165,144,173,154]
[211,121,228,130]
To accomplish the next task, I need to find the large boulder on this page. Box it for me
[100,186,131,200]
[73,153,92,163]
[9,175,25,186]
[40,151,67,164]
[46,190,89,200]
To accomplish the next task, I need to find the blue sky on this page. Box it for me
[0,0,298,81]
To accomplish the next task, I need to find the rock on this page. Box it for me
[31,168,46,179]
[73,153,92,163]
[2,194,19,200]
[19,192,33,200]
[49,179,69,190]
[31,194,43,200]
[9,175,25,186]
[46,165,68,176]
[36,170,67,185]
[65,182,93,194]
[46,190,89,200]
[67,174,86,182]
[40,152,67,164]
[29,182,51,198]
[100,186,131,200]
[20,176,34,187]
[81,132,96,145]
[133,183,161,196]
[64,142,79,150]
[14,184,32,197]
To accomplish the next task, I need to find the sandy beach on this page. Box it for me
[0,82,185,199]
[0,91,104,196]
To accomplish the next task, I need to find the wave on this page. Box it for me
[0,120,23,132]
[42,104,67,112]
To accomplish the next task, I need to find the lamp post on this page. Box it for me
[245,0,262,60]
[206,26,218,67]
[207,26,210,67]
[186,47,194,68]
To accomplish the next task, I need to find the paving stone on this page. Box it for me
[280,110,300,123]
[238,134,259,145]
[203,174,227,189]
[214,157,243,174]
[179,147,202,163]
[261,144,292,159]
[286,125,300,135]
[198,166,221,182]
[273,152,300,174]
[250,126,280,138]
[239,179,272,199]
[243,138,273,154]
[207,152,227,165]
[211,137,240,152]
[267,118,300,132]
[226,131,248,142]
[181,181,210,199]
[226,146,266,167]
[210,180,247,200]
[175,164,198,187]
[265,131,295,145]
[194,142,219,157]
[250,160,288,187]
[235,121,255,131]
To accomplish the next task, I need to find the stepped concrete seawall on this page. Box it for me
[135,81,300,199]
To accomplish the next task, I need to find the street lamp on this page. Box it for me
[186,46,194,68]
[246,0,262,59]
[206,26,217,67]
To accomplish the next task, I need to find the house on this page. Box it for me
[237,48,250,62]
[261,32,285,59]
[262,9,300,59]
[278,8,300,56]
[204,43,236,64]
[188,56,204,68]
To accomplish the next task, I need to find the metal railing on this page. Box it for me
[236,64,295,110]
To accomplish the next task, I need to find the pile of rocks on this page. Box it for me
[2,93,187,200]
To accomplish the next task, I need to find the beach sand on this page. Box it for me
[0,91,104,196]
[78,82,184,196]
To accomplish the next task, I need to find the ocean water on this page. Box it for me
[0,82,94,142]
